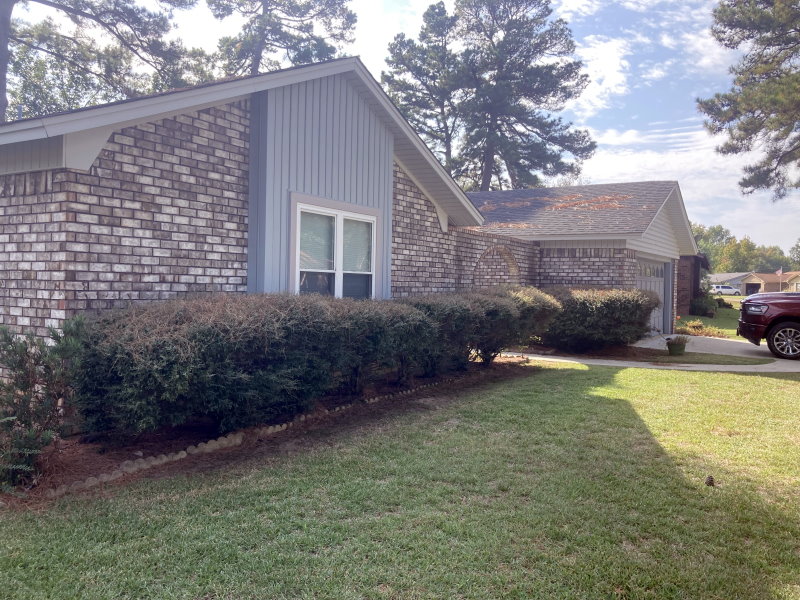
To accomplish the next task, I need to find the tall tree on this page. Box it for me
[456,0,595,191]
[691,222,735,270]
[383,2,463,174]
[697,0,800,199]
[383,0,594,191]
[790,238,800,269]
[208,0,356,76]
[0,0,198,121]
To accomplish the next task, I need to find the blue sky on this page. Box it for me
[20,0,800,253]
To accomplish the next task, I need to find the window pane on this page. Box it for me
[343,218,372,273]
[299,272,334,295]
[300,212,334,270]
[343,273,372,299]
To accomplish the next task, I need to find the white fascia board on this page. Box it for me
[0,59,360,145]
[350,61,484,227]
[483,231,639,241]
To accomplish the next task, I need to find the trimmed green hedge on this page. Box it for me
[542,288,661,352]
[71,288,562,437]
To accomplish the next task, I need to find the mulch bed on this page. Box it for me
[2,357,535,508]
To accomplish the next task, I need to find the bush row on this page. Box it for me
[0,285,660,486]
[73,288,562,438]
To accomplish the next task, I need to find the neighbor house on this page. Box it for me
[739,271,800,294]
[0,57,696,337]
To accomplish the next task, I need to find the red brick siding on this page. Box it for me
[0,101,250,335]
[391,164,538,296]
[0,171,68,336]
[536,247,637,289]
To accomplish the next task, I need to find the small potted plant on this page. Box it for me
[665,334,690,356]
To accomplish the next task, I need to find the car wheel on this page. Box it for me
[766,322,800,360]
[734,291,740,296]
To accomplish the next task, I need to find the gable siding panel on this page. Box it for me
[629,208,680,258]
[255,74,394,297]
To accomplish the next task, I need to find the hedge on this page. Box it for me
[70,288,562,437]
[541,288,661,352]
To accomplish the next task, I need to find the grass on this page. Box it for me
[2,363,799,599]
[678,295,742,338]
[646,351,773,365]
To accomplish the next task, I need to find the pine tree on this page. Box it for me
[382,0,594,191]
[0,0,200,121]
[207,0,356,76]
[383,2,463,174]
[698,0,800,199]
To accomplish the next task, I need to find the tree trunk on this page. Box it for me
[249,1,268,76]
[479,137,495,191]
[0,0,15,122]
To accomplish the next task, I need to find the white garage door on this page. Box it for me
[636,260,665,334]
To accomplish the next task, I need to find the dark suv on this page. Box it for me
[738,292,800,359]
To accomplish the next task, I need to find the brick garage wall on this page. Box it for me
[391,164,538,296]
[676,255,698,316]
[0,172,68,337]
[536,247,637,289]
[0,101,250,336]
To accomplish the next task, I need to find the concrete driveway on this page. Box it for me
[513,335,800,373]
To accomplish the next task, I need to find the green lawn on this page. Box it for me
[681,295,742,338]
[2,363,799,599]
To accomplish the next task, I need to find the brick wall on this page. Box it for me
[536,247,637,289]
[0,101,250,336]
[391,164,538,296]
[0,171,68,336]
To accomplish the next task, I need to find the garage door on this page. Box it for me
[636,260,665,334]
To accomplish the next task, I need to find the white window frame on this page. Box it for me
[295,201,377,299]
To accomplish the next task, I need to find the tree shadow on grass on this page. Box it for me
[476,364,800,599]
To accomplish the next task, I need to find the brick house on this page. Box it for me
[467,183,698,333]
[0,57,695,337]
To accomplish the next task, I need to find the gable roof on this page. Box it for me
[0,57,482,227]
[745,271,800,284]
[466,181,698,255]
[709,272,750,284]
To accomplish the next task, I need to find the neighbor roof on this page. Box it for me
[0,57,482,227]
[466,181,698,254]
[746,271,800,283]
[709,272,750,283]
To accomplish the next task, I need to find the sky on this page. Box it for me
[19,0,800,253]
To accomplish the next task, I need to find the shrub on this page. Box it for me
[483,286,563,344]
[325,299,435,393]
[675,318,728,339]
[690,295,717,317]
[0,321,83,488]
[74,295,438,436]
[716,297,733,309]
[399,294,478,374]
[462,292,521,364]
[542,288,661,353]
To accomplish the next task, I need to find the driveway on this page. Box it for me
[513,335,800,373]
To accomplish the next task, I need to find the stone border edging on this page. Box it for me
[44,378,455,499]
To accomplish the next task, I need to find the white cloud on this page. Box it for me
[555,0,605,21]
[679,28,738,74]
[639,59,675,82]
[581,125,800,251]
[569,35,633,120]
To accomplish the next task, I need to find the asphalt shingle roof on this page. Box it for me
[466,181,679,237]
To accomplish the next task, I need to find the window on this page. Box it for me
[297,203,375,299]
